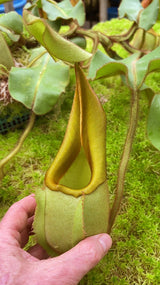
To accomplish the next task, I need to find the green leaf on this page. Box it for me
[28,3,62,32]
[88,50,139,89]
[122,52,141,88]
[89,47,160,90]
[140,83,155,102]
[88,50,127,80]
[46,19,61,32]
[136,46,160,88]
[0,12,23,42]
[119,0,159,31]
[23,10,91,63]
[28,46,47,65]
[139,0,159,31]
[147,94,160,150]
[8,53,70,115]
[41,0,85,26]
[0,32,14,70]
[118,0,142,22]
[70,36,86,49]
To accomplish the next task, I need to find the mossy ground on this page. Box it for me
[0,19,160,284]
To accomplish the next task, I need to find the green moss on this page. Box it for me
[93,18,132,35]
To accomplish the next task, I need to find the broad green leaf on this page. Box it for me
[41,0,85,26]
[70,36,86,49]
[147,94,160,150]
[0,12,23,34]
[0,12,23,42]
[119,0,159,30]
[88,50,127,80]
[46,19,61,32]
[139,0,159,31]
[9,53,70,115]
[0,26,20,42]
[140,83,155,102]
[121,47,160,89]
[122,52,141,88]
[29,46,47,65]
[88,50,139,89]
[136,46,160,88]
[0,32,14,70]
[23,10,91,63]
[89,47,160,90]
[118,0,142,22]
[27,3,61,31]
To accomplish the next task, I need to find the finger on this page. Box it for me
[20,216,34,248]
[60,234,112,280]
[0,195,36,234]
[28,244,49,260]
[41,234,112,285]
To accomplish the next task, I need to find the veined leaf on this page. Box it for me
[0,12,23,42]
[23,9,91,63]
[27,2,61,31]
[8,53,70,115]
[118,0,142,22]
[88,50,140,89]
[139,0,159,31]
[88,50,127,80]
[136,46,160,88]
[41,0,85,26]
[140,83,155,102]
[0,32,14,70]
[119,0,159,31]
[28,46,47,65]
[147,94,160,150]
[89,47,160,90]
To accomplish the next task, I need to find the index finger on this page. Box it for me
[0,194,36,233]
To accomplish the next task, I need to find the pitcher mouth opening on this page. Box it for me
[45,146,95,197]
[59,147,92,190]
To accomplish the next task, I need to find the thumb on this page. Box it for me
[36,234,112,285]
[54,233,112,284]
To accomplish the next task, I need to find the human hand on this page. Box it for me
[0,195,112,285]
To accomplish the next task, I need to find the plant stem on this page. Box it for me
[108,89,139,233]
[109,23,137,43]
[0,112,36,181]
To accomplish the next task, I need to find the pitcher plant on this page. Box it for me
[33,64,110,256]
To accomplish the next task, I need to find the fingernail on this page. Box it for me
[98,234,112,254]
